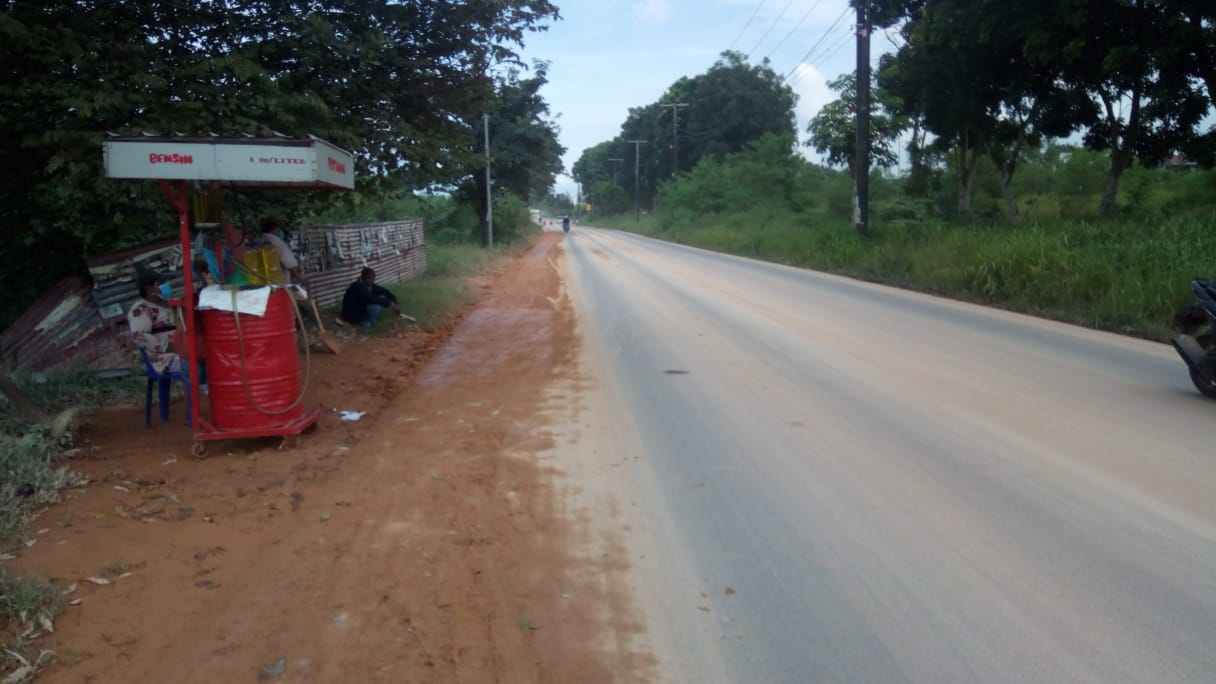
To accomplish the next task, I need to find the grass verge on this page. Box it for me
[0,368,126,681]
[378,226,543,331]
[1,367,138,550]
[0,568,63,682]
[591,209,1216,341]
[384,244,502,328]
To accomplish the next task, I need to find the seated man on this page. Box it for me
[341,267,400,329]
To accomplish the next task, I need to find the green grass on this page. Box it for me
[586,213,663,235]
[0,568,63,681]
[0,367,134,551]
[380,233,537,330]
[594,208,1216,341]
[0,368,141,679]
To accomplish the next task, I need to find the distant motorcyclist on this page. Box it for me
[562,216,571,233]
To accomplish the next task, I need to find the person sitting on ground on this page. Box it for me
[341,267,400,329]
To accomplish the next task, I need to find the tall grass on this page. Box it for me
[383,221,541,329]
[597,207,1216,340]
[588,134,1216,341]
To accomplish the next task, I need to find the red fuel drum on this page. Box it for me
[201,288,303,430]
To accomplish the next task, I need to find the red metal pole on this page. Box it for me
[160,180,201,431]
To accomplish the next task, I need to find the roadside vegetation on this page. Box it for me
[592,135,1216,340]
[572,0,1216,343]
[0,369,141,680]
[311,191,542,331]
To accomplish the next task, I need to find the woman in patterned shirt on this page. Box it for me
[127,274,181,374]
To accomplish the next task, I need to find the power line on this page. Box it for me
[728,0,768,51]
[813,27,855,66]
[790,24,852,79]
[765,0,828,61]
[782,4,851,83]
[748,0,795,59]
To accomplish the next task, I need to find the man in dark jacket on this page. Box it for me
[341,267,400,329]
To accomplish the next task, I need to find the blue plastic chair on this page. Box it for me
[140,348,191,427]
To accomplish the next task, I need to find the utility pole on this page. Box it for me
[661,103,689,174]
[854,0,871,237]
[627,140,647,223]
[483,112,493,247]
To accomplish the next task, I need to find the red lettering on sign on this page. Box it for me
[149,153,193,165]
[327,157,347,174]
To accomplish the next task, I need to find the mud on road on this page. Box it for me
[12,233,653,683]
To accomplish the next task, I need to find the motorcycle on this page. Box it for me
[1172,278,1216,399]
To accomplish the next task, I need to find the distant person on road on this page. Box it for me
[341,267,400,329]
[562,216,571,233]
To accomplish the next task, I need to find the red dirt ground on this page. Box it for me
[8,234,653,683]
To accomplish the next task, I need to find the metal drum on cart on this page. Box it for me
[201,288,305,431]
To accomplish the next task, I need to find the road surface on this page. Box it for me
[556,227,1216,683]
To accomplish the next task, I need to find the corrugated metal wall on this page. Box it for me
[0,220,426,372]
[296,219,427,308]
[0,277,126,372]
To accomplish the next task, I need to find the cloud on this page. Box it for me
[789,63,834,135]
[633,0,672,24]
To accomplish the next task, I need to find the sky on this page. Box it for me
[517,0,896,199]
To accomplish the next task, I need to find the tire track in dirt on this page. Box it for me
[29,233,654,683]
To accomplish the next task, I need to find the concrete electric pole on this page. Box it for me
[627,140,647,223]
[854,1,871,237]
[661,103,689,174]
[483,112,493,247]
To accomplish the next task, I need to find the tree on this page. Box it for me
[977,1,1089,221]
[466,64,566,242]
[587,181,629,216]
[573,51,796,213]
[666,51,797,174]
[1037,0,1210,215]
[572,140,624,196]
[536,191,573,216]
[0,0,559,328]
[879,0,1013,216]
[807,73,908,176]
[878,0,1213,219]
[880,0,1089,219]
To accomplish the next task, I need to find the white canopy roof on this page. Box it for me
[103,134,355,190]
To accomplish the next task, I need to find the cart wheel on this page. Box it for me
[190,441,207,459]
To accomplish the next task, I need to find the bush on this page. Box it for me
[430,203,480,245]
[607,138,1216,340]
[490,191,536,244]
[1,568,62,681]
[0,419,85,549]
[0,367,137,548]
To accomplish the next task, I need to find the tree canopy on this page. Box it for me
[807,73,908,175]
[573,51,796,214]
[0,0,560,327]
[876,0,1214,217]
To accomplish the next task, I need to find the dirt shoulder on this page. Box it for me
[10,233,652,683]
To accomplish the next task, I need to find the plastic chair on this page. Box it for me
[140,347,191,427]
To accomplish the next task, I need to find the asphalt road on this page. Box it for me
[559,226,1216,684]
